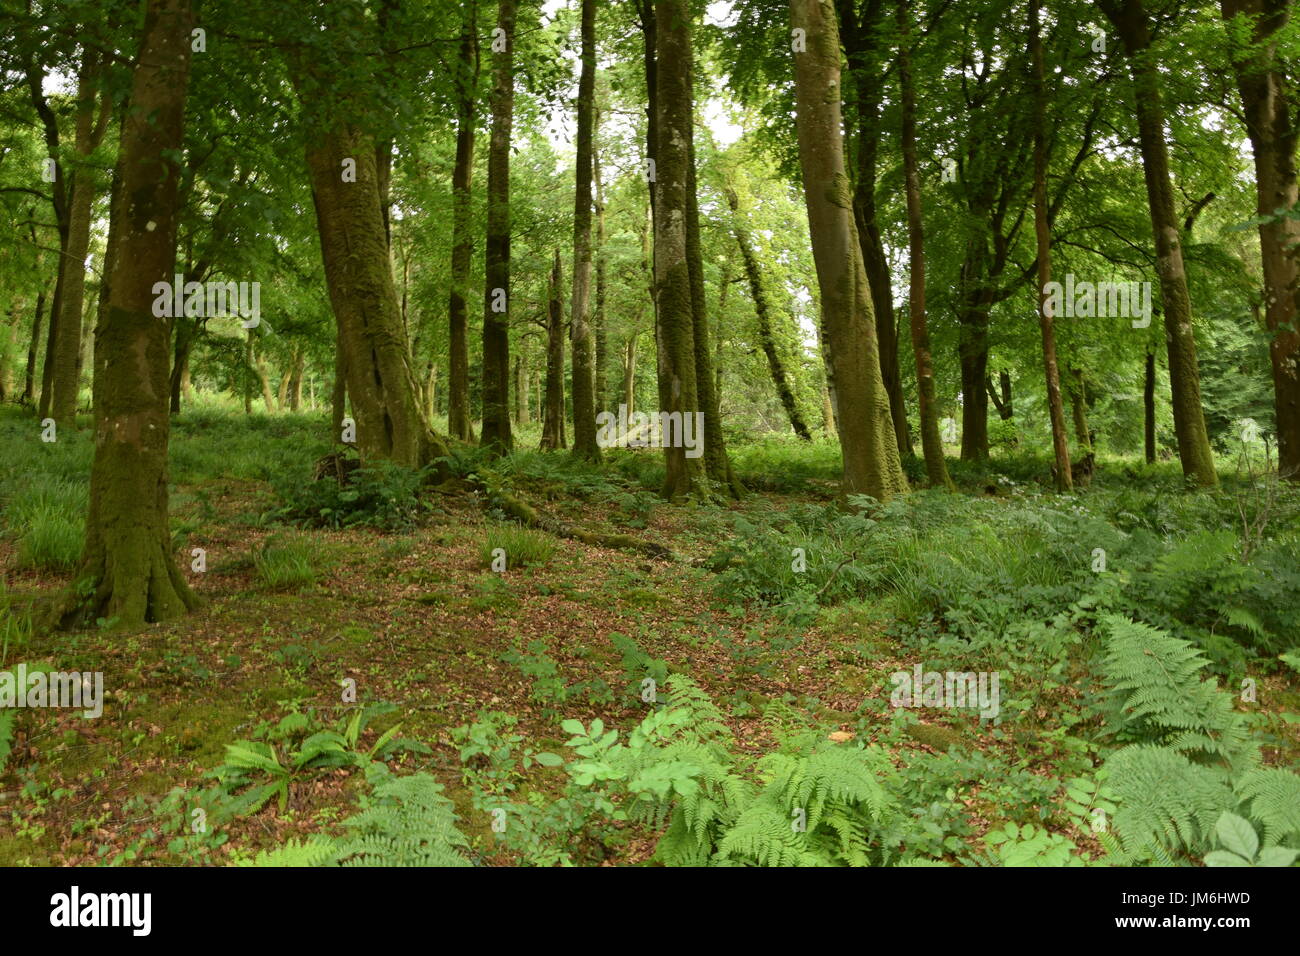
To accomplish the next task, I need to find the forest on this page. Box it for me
[0,0,1297,875]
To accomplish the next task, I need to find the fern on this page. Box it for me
[1234,767,1300,847]
[760,745,894,835]
[239,838,338,867]
[333,764,473,867]
[1104,745,1235,864]
[1097,615,1253,767]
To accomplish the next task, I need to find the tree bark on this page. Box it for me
[23,284,47,405]
[48,49,112,428]
[897,0,953,490]
[570,0,601,461]
[1221,0,1300,480]
[1101,0,1217,486]
[594,130,609,412]
[481,0,517,454]
[1031,0,1073,491]
[1144,346,1157,463]
[60,0,199,629]
[448,0,478,443]
[541,249,567,450]
[843,0,911,457]
[302,123,448,469]
[653,0,706,499]
[792,0,907,502]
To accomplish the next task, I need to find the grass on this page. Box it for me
[254,535,319,591]
[478,526,556,571]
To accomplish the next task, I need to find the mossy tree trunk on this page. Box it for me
[791,0,907,502]
[303,125,447,469]
[843,0,911,458]
[62,0,199,629]
[653,0,707,500]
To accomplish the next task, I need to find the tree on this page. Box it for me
[791,0,908,501]
[652,0,707,499]
[448,0,479,443]
[1221,0,1300,480]
[1100,0,1218,486]
[1030,0,1073,491]
[896,0,953,489]
[570,0,601,461]
[58,0,198,628]
[482,0,517,455]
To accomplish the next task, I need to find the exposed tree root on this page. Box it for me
[475,481,677,561]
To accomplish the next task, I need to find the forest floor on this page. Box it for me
[1,403,1297,866]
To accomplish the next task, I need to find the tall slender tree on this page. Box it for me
[448,0,480,443]
[791,0,908,501]
[1100,0,1218,486]
[896,0,952,490]
[570,0,601,461]
[481,0,517,454]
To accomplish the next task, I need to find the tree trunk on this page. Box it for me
[653,0,707,499]
[685,127,741,496]
[623,331,638,415]
[1144,346,1157,463]
[986,371,1014,420]
[61,0,198,629]
[792,0,907,502]
[594,131,609,412]
[726,185,812,440]
[844,1,911,458]
[48,49,111,428]
[302,122,447,468]
[481,0,516,454]
[1221,0,1300,480]
[169,314,195,415]
[1031,0,1073,491]
[541,249,567,450]
[23,285,47,405]
[448,0,478,443]
[1103,0,1217,486]
[897,0,953,490]
[570,0,601,461]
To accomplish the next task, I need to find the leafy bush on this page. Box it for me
[273,457,431,532]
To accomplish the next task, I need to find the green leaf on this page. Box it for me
[560,719,585,736]
[534,751,563,767]
[1214,813,1258,861]
[1255,846,1298,867]
[1204,850,1251,867]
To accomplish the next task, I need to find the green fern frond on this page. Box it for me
[1105,745,1234,864]
[1235,767,1300,847]
[1099,615,1253,767]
